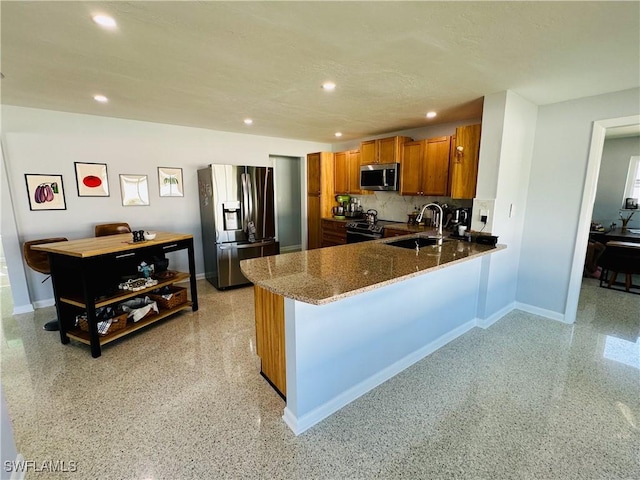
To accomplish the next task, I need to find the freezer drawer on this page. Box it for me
[213,240,279,289]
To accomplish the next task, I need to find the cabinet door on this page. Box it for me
[450,124,481,199]
[377,137,398,164]
[400,140,424,196]
[307,153,321,195]
[334,151,349,194]
[360,140,377,164]
[307,195,321,249]
[423,136,451,196]
[348,150,362,194]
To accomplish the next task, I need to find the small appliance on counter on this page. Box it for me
[333,195,351,219]
[344,197,363,218]
[449,207,471,233]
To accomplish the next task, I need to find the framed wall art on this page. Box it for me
[25,174,67,211]
[158,167,184,197]
[75,162,109,196]
[120,174,150,206]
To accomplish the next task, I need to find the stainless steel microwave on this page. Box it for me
[360,163,399,191]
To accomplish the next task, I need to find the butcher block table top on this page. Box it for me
[32,232,193,258]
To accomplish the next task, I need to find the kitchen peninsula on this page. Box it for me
[240,233,505,434]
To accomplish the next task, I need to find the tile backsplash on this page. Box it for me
[351,192,473,223]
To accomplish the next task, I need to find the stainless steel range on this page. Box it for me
[346,220,400,243]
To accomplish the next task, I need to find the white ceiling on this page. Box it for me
[1,1,639,143]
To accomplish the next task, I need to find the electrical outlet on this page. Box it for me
[472,199,495,231]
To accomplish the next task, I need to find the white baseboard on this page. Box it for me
[476,302,516,329]
[514,301,568,323]
[283,318,477,436]
[12,304,34,315]
[32,298,54,309]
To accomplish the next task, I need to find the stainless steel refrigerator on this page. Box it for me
[198,164,279,289]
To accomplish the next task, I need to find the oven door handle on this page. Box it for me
[348,231,382,239]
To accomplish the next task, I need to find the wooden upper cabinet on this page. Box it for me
[399,140,424,195]
[424,136,451,196]
[400,136,451,196]
[360,136,411,164]
[347,150,363,194]
[450,124,481,199]
[334,151,349,195]
[334,149,364,195]
[307,152,322,195]
[360,140,377,164]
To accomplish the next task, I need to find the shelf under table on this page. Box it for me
[66,301,193,346]
[59,272,191,309]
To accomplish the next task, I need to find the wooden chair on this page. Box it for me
[598,241,640,293]
[95,222,131,237]
[23,237,68,330]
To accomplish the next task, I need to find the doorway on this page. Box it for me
[271,156,303,253]
[566,115,640,322]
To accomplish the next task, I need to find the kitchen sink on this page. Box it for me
[385,237,449,249]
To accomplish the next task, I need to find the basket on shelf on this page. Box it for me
[119,297,159,322]
[147,285,188,310]
[76,311,129,336]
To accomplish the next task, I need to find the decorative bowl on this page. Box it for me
[144,231,157,241]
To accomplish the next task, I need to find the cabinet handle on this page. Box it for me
[162,243,178,250]
[115,252,135,259]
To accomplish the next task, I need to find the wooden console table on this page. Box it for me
[33,232,198,357]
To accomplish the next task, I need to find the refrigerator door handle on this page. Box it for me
[219,239,275,250]
[241,173,250,233]
[246,173,254,228]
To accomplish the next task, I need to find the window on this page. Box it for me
[623,156,640,207]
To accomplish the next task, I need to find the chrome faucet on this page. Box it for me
[416,203,444,238]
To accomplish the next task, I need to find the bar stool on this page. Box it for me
[95,222,131,237]
[23,237,68,331]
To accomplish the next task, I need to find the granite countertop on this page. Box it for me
[241,234,506,305]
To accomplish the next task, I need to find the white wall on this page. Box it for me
[517,88,640,315]
[1,106,329,305]
[1,143,32,313]
[592,136,640,228]
[475,91,537,321]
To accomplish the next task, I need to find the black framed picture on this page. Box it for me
[25,174,67,210]
[75,162,109,196]
[624,197,638,209]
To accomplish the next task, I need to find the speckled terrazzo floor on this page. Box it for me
[1,277,639,479]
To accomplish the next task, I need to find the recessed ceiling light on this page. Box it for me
[244,119,253,125]
[426,111,437,119]
[92,14,117,28]
[322,82,336,91]
[93,94,108,103]
[334,132,343,137]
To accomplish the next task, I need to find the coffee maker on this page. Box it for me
[450,208,470,233]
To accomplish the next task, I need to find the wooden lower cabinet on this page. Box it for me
[321,219,347,247]
[254,285,286,397]
[307,195,322,250]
